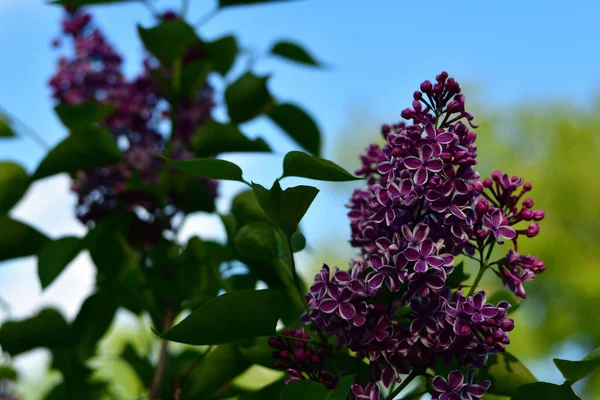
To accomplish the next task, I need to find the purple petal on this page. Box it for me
[454,179,469,194]
[414,167,428,186]
[369,254,383,269]
[491,208,502,226]
[473,292,485,309]
[432,376,449,392]
[426,256,445,268]
[377,161,392,174]
[453,317,472,336]
[376,189,389,206]
[425,122,436,139]
[320,298,338,313]
[497,226,517,239]
[414,260,428,273]
[403,156,422,169]
[420,238,435,256]
[463,302,476,315]
[372,208,387,223]
[352,313,366,327]
[420,145,433,162]
[385,209,396,226]
[338,303,356,320]
[440,393,462,400]
[436,132,455,144]
[480,306,498,318]
[466,382,491,396]
[448,371,464,390]
[401,225,414,241]
[399,179,413,196]
[426,159,444,172]
[367,273,385,290]
[449,204,467,220]
[414,224,430,242]
[441,180,455,197]
[335,270,352,283]
[404,247,420,261]
[426,275,446,290]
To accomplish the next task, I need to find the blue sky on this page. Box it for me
[0,0,599,394]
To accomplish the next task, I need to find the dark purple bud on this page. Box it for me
[447,101,460,113]
[473,180,484,192]
[420,80,433,94]
[295,349,306,363]
[382,124,391,135]
[491,170,502,181]
[312,355,322,365]
[499,319,515,331]
[522,198,534,208]
[268,337,279,348]
[523,182,532,191]
[483,178,493,188]
[280,350,290,361]
[401,108,413,119]
[532,210,545,221]
[521,209,533,220]
[413,91,422,100]
[475,199,489,214]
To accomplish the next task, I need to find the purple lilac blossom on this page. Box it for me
[49,8,216,248]
[296,72,545,399]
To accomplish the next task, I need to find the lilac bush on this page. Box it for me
[271,72,546,398]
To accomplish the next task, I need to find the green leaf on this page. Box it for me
[0,115,15,138]
[251,181,319,235]
[225,73,274,123]
[54,102,115,130]
[477,352,537,397]
[160,289,284,345]
[121,343,153,386]
[37,236,83,289]
[0,216,49,262]
[271,40,322,67]
[0,308,70,356]
[234,221,283,260]
[0,365,18,381]
[282,151,361,182]
[192,121,271,157]
[280,375,354,400]
[186,344,252,398]
[238,336,277,369]
[49,0,138,5]
[231,189,271,225]
[32,126,123,181]
[331,352,370,384]
[268,103,321,155]
[445,261,470,289]
[0,162,29,213]
[227,272,258,291]
[180,60,211,99]
[554,346,600,384]
[138,20,197,67]
[239,378,286,400]
[219,0,298,7]
[511,382,581,400]
[164,157,245,182]
[290,230,306,252]
[204,35,238,75]
[71,291,118,362]
[167,169,217,214]
[488,290,523,314]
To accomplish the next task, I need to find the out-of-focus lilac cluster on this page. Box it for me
[49,8,216,247]
[269,328,337,389]
[280,72,547,398]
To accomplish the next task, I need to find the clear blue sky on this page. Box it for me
[0,0,598,393]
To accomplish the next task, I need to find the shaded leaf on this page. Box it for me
[121,343,153,386]
[231,189,271,225]
[225,73,274,123]
[488,290,523,314]
[554,346,600,384]
[331,352,370,384]
[167,169,217,213]
[239,378,286,400]
[205,35,238,75]
[0,115,15,138]
[234,221,283,260]
[271,40,322,67]
[54,102,115,130]
[227,272,258,291]
[511,381,580,400]
[280,375,354,400]
[282,151,361,181]
[219,0,298,7]
[268,103,321,155]
[160,289,284,345]
[38,236,83,289]
[164,157,245,182]
[445,261,470,289]
[477,352,537,397]
[32,126,122,181]
[0,162,29,213]
[0,216,49,262]
[138,20,196,67]
[238,336,276,369]
[0,308,70,356]
[71,291,119,361]
[180,60,211,99]
[291,230,306,252]
[192,121,271,157]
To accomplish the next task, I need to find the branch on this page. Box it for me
[148,309,175,400]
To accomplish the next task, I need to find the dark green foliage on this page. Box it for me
[37,236,83,289]
[554,346,600,384]
[234,221,284,260]
[445,260,470,289]
[204,35,239,75]
[268,103,321,155]
[271,40,322,67]
[476,352,537,397]
[0,161,29,213]
[137,20,197,67]
[165,157,245,182]
[32,126,123,181]
[54,102,115,130]
[160,290,285,345]
[0,308,70,356]
[225,73,274,123]
[280,375,354,399]
[282,150,362,181]
[511,382,581,400]
[0,115,15,137]
[0,216,49,262]
[192,121,271,157]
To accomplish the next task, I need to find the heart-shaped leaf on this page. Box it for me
[138,20,197,67]
[37,236,83,289]
[282,151,361,182]
[554,346,600,384]
[225,73,274,123]
[268,103,321,155]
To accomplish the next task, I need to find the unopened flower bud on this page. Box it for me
[532,210,545,221]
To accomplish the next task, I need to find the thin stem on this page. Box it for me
[0,105,50,150]
[388,369,420,400]
[173,346,212,399]
[286,235,309,314]
[467,264,487,297]
[148,309,175,399]
[195,8,218,28]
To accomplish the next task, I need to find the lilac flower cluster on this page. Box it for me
[49,8,216,247]
[431,370,490,400]
[294,72,546,398]
[269,328,337,389]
